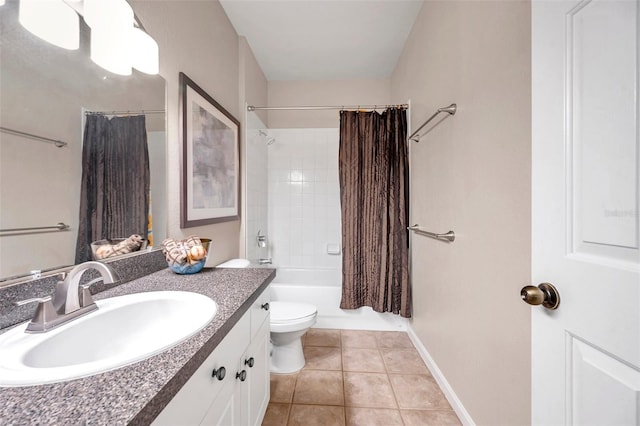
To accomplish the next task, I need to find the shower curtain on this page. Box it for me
[339,108,411,318]
[75,114,150,263]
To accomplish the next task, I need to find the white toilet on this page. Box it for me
[214,258,251,268]
[269,301,318,374]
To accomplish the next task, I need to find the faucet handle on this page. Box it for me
[78,279,101,308]
[79,285,95,308]
[14,296,52,307]
[14,296,58,333]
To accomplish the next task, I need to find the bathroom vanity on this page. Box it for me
[0,266,274,425]
[153,286,270,425]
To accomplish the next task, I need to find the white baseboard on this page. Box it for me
[406,325,475,426]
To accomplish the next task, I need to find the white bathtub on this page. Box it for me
[269,268,407,331]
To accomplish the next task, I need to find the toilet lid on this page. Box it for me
[270,301,317,323]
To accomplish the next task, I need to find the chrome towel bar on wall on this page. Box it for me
[407,225,455,242]
[0,222,70,234]
[0,126,68,148]
[409,103,457,142]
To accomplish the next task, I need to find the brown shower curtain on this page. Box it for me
[339,108,411,318]
[74,114,150,263]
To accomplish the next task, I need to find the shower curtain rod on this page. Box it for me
[247,104,408,111]
[84,109,165,116]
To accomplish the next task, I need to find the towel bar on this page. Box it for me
[407,225,455,242]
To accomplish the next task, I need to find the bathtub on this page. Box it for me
[269,268,408,331]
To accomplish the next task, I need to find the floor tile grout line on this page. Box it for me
[341,329,347,425]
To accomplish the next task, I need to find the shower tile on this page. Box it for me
[305,329,341,347]
[315,169,328,182]
[343,372,397,408]
[342,348,385,373]
[400,409,462,426]
[374,331,414,349]
[341,330,378,348]
[302,181,315,194]
[270,373,298,403]
[290,191,303,206]
[345,407,403,426]
[303,156,315,170]
[291,204,303,219]
[293,370,344,406]
[303,346,342,371]
[290,156,303,170]
[262,403,290,426]
[389,374,451,410]
[380,348,430,375]
[302,256,315,268]
[315,181,328,195]
[288,404,345,426]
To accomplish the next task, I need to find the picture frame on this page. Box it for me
[179,72,240,228]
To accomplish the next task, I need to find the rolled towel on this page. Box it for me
[94,234,144,259]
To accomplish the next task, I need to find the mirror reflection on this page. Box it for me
[0,1,167,282]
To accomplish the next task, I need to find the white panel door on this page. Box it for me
[531,0,640,424]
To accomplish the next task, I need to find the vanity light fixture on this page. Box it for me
[17,0,159,76]
[19,0,80,50]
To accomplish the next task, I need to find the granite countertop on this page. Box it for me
[0,266,275,425]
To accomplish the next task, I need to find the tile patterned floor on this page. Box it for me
[261,329,462,426]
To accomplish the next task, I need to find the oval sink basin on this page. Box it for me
[0,291,217,387]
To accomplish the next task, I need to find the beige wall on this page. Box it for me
[267,79,391,128]
[391,1,532,425]
[240,37,269,127]
[133,1,267,265]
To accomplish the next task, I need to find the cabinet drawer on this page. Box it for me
[250,287,270,339]
[153,313,251,426]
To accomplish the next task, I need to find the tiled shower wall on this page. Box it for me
[245,113,269,263]
[267,129,342,276]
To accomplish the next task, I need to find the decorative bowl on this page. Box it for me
[169,260,206,275]
[200,238,211,263]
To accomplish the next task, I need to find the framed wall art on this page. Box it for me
[179,72,240,228]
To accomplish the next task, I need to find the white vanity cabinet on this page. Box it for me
[153,288,270,426]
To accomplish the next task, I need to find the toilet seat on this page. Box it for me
[269,301,317,334]
[270,301,317,323]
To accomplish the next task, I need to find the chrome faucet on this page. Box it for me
[16,261,118,333]
[257,230,267,248]
[53,261,117,314]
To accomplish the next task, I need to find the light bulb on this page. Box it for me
[90,25,132,76]
[19,0,79,50]
[131,27,159,75]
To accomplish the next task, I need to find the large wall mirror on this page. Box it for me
[0,1,167,283]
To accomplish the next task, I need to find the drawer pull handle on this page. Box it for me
[212,367,226,381]
[245,357,255,368]
[236,370,247,382]
[261,302,270,311]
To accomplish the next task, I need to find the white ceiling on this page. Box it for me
[220,0,423,81]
